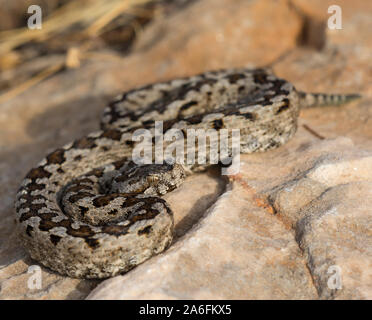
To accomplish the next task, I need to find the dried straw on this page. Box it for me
[0,0,155,104]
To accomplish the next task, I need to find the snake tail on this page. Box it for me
[298,91,361,109]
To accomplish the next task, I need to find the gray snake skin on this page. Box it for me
[15,68,360,278]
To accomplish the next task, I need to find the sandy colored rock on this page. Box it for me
[88,138,372,300]
[237,137,372,299]
[88,183,317,299]
[0,0,371,299]
[132,0,302,74]
[0,169,224,299]
[296,182,372,299]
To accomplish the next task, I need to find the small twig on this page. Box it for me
[302,124,325,140]
[85,0,151,37]
[0,62,64,105]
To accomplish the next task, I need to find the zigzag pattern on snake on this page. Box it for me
[15,68,360,278]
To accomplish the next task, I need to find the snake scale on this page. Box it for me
[15,68,360,279]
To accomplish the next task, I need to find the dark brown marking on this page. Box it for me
[238,85,246,93]
[241,112,257,121]
[219,87,226,95]
[85,238,100,249]
[268,139,280,148]
[26,167,51,180]
[68,192,96,203]
[93,194,121,207]
[50,234,62,245]
[67,225,96,238]
[19,209,59,224]
[89,168,104,178]
[253,71,268,85]
[138,225,152,236]
[276,99,290,114]
[102,104,122,126]
[142,120,154,126]
[65,184,93,193]
[162,119,178,133]
[18,194,47,203]
[213,119,224,130]
[101,129,122,141]
[125,140,135,146]
[102,225,129,236]
[182,114,203,125]
[225,73,246,84]
[271,79,290,96]
[180,100,198,111]
[46,148,66,165]
[126,198,167,222]
[72,137,97,149]
[26,225,33,237]
[39,220,58,232]
[113,158,129,170]
[108,209,118,215]
[79,206,89,217]
[24,182,46,191]
[276,104,289,114]
[74,178,95,184]
[18,203,45,218]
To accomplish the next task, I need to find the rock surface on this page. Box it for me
[0,0,371,299]
[88,138,372,300]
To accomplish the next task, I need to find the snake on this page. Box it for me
[14,68,360,279]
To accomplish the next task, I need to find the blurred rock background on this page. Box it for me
[0,0,371,299]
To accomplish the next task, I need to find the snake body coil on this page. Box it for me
[15,68,359,278]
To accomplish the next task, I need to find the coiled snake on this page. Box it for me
[15,68,360,278]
